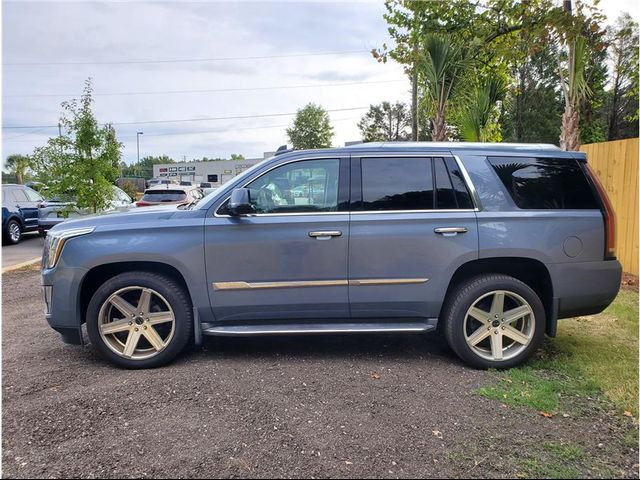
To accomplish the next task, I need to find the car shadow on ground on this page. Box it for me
[190,331,460,364]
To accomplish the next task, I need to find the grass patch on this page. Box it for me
[478,289,639,416]
[514,442,586,478]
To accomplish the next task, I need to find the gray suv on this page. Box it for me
[41,143,621,369]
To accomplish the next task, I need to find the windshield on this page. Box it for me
[191,158,270,209]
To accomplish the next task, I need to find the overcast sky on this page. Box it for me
[2,1,638,165]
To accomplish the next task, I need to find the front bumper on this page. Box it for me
[549,259,622,319]
[42,265,88,345]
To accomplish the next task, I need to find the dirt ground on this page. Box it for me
[2,268,638,478]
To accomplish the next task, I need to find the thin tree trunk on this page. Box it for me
[432,109,447,141]
[608,70,620,140]
[411,65,418,141]
[560,102,580,151]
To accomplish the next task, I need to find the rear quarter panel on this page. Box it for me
[460,153,605,264]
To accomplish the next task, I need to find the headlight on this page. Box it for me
[44,227,95,269]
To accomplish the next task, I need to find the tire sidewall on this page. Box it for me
[4,219,22,245]
[445,275,546,369]
[86,272,192,369]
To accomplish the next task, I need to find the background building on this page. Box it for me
[152,154,270,186]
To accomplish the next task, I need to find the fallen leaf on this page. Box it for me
[345,461,353,465]
[538,411,553,418]
[623,411,633,417]
[432,429,443,439]
[371,372,381,380]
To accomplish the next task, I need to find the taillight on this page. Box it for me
[135,201,149,207]
[585,163,616,259]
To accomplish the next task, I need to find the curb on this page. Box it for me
[2,257,41,274]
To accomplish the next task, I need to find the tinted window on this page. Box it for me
[245,159,340,214]
[488,157,599,209]
[444,157,474,209]
[361,157,433,211]
[141,190,187,202]
[434,157,457,209]
[208,174,219,183]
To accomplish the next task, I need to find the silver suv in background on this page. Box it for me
[135,184,203,207]
[41,143,621,369]
[38,185,134,234]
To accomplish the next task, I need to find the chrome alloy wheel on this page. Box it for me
[9,222,20,243]
[463,290,535,362]
[98,286,176,360]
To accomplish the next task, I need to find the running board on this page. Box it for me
[202,320,437,337]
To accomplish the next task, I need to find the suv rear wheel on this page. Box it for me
[443,274,545,369]
[86,272,193,369]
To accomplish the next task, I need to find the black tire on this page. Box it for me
[3,219,22,245]
[443,274,545,369]
[86,271,193,369]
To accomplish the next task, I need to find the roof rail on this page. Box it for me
[274,144,294,156]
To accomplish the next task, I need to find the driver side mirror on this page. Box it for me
[228,188,254,216]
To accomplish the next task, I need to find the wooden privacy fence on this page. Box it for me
[580,138,639,275]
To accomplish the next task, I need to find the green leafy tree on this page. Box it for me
[32,79,122,213]
[358,102,411,142]
[554,1,607,150]
[122,155,175,179]
[3,154,32,184]
[421,35,468,141]
[501,43,564,144]
[460,76,506,142]
[230,153,245,161]
[286,103,334,149]
[375,0,555,141]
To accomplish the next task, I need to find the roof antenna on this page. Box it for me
[274,144,293,156]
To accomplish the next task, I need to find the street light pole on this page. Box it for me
[136,132,144,164]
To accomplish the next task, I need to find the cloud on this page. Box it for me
[2,1,408,162]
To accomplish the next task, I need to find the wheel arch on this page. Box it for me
[79,261,192,327]
[441,257,556,336]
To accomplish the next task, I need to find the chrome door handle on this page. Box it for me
[434,227,468,236]
[309,230,342,240]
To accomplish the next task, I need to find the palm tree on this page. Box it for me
[559,35,590,151]
[460,76,507,142]
[4,154,32,184]
[421,35,467,141]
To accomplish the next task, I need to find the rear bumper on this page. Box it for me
[549,259,622,319]
[38,218,63,231]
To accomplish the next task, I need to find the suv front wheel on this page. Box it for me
[3,219,22,245]
[86,271,193,369]
[443,274,545,369]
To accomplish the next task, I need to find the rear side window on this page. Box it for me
[359,157,473,211]
[361,157,433,211]
[488,157,599,209]
[11,189,29,202]
[141,190,187,202]
[24,188,43,202]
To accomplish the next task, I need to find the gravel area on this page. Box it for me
[3,268,638,478]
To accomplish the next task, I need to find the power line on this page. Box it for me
[2,107,369,130]
[4,79,404,98]
[3,50,370,66]
[2,116,361,143]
